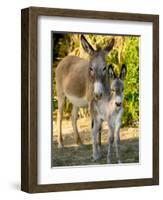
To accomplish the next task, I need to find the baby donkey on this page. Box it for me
[91,64,127,164]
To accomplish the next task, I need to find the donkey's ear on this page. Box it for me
[104,38,115,54]
[81,35,95,56]
[108,64,116,79]
[120,64,127,80]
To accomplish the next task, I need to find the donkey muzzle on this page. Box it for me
[94,92,102,100]
[94,81,103,100]
[115,102,122,107]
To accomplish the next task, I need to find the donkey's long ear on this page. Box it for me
[104,38,115,54]
[81,35,95,56]
[120,64,127,80]
[108,64,116,79]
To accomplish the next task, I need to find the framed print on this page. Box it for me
[21,7,159,193]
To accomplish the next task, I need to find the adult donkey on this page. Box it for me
[56,35,115,148]
[91,64,127,163]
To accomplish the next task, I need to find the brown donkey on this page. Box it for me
[56,35,115,147]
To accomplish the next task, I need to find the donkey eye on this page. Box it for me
[89,67,93,71]
[103,67,106,71]
[111,89,115,92]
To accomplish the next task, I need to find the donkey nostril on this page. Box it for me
[116,102,121,107]
[94,93,102,99]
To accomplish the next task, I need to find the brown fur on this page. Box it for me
[56,56,89,98]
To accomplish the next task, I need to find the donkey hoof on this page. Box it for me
[117,160,122,164]
[58,143,64,148]
[93,153,102,161]
[78,144,84,149]
[76,138,83,146]
[107,158,112,164]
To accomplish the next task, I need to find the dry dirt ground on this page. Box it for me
[52,118,139,167]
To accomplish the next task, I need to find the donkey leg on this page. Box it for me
[57,96,64,148]
[107,126,114,164]
[71,106,83,146]
[92,119,102,154]
[92,118,102,161]
[97,125,102,147]
[115,126,121,163]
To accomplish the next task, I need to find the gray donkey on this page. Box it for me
[91,64,127,163]
[56,35,115,147]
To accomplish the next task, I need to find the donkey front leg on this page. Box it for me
[97,125,102,147]
[107,125,114,164]
[92,118,102,161]
[92,120,101,147]
[114,125,121,163]
[57,96,64,148]
[71,106,83,146]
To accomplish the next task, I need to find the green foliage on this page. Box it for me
[52,34,139,126]
[122,37,139,126]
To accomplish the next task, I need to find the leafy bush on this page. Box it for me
[122,37,139,126]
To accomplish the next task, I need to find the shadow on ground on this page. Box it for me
[52,137,139,167]
[52,118,139,167]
